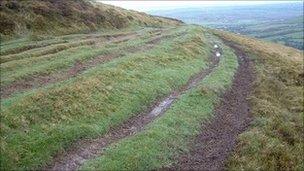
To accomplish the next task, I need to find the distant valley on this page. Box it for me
[149,2,304,50]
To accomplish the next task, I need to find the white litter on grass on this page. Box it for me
[216,52,221,57]
[214,44,218,48]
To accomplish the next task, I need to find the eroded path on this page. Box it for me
[168,41,255,170]
[0,29,176,98]
[43,50,220,171]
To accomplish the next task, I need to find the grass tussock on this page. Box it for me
[214,30,303,170]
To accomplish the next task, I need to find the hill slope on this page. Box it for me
[0,1,303,170]
[0,0,182,39]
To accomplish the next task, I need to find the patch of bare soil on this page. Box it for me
[0,30,174,99]
[42,51,220,171]
[166,41,255,171]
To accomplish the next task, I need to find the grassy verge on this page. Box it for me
[213,30,303,170]
[0,26,208,170]
[80,42,238,170]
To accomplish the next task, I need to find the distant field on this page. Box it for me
[149,3,304,50]
[209,16,304,50]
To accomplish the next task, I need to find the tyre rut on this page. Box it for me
[1,31,139,58]
[0,30,175,99]
[43,49,220,171]
[166,40,255,171]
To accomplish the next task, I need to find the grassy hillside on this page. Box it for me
[81,40,239,170]
[0,1,303,170]
[213,30,303,170]
[0,23,210,169]
[0,0,182,40]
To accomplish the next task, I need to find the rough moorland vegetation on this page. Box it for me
[0,0,181,40]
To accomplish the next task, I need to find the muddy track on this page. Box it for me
[167,41,255,171]
[42,50,220,171]
[0,31,176,99]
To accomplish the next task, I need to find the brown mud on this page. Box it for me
[167,41,255,171]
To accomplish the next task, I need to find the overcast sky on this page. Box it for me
[99,1,299,12]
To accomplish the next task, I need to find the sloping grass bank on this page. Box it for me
[0,26,208,170]
[80,42,238,170]
[214,30,303,170]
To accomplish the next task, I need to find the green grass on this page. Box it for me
[1,38,68,56]
[1,39,98,63]
[0,27,182,87]
[0,28,145,65]
[0,25,210,170]
[0,27,153,57]
[2,2,301,169]
[80,40,238,170]
[213,30,303,170]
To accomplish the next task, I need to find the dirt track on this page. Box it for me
[167,41,255,170]
[43,49,220,171]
